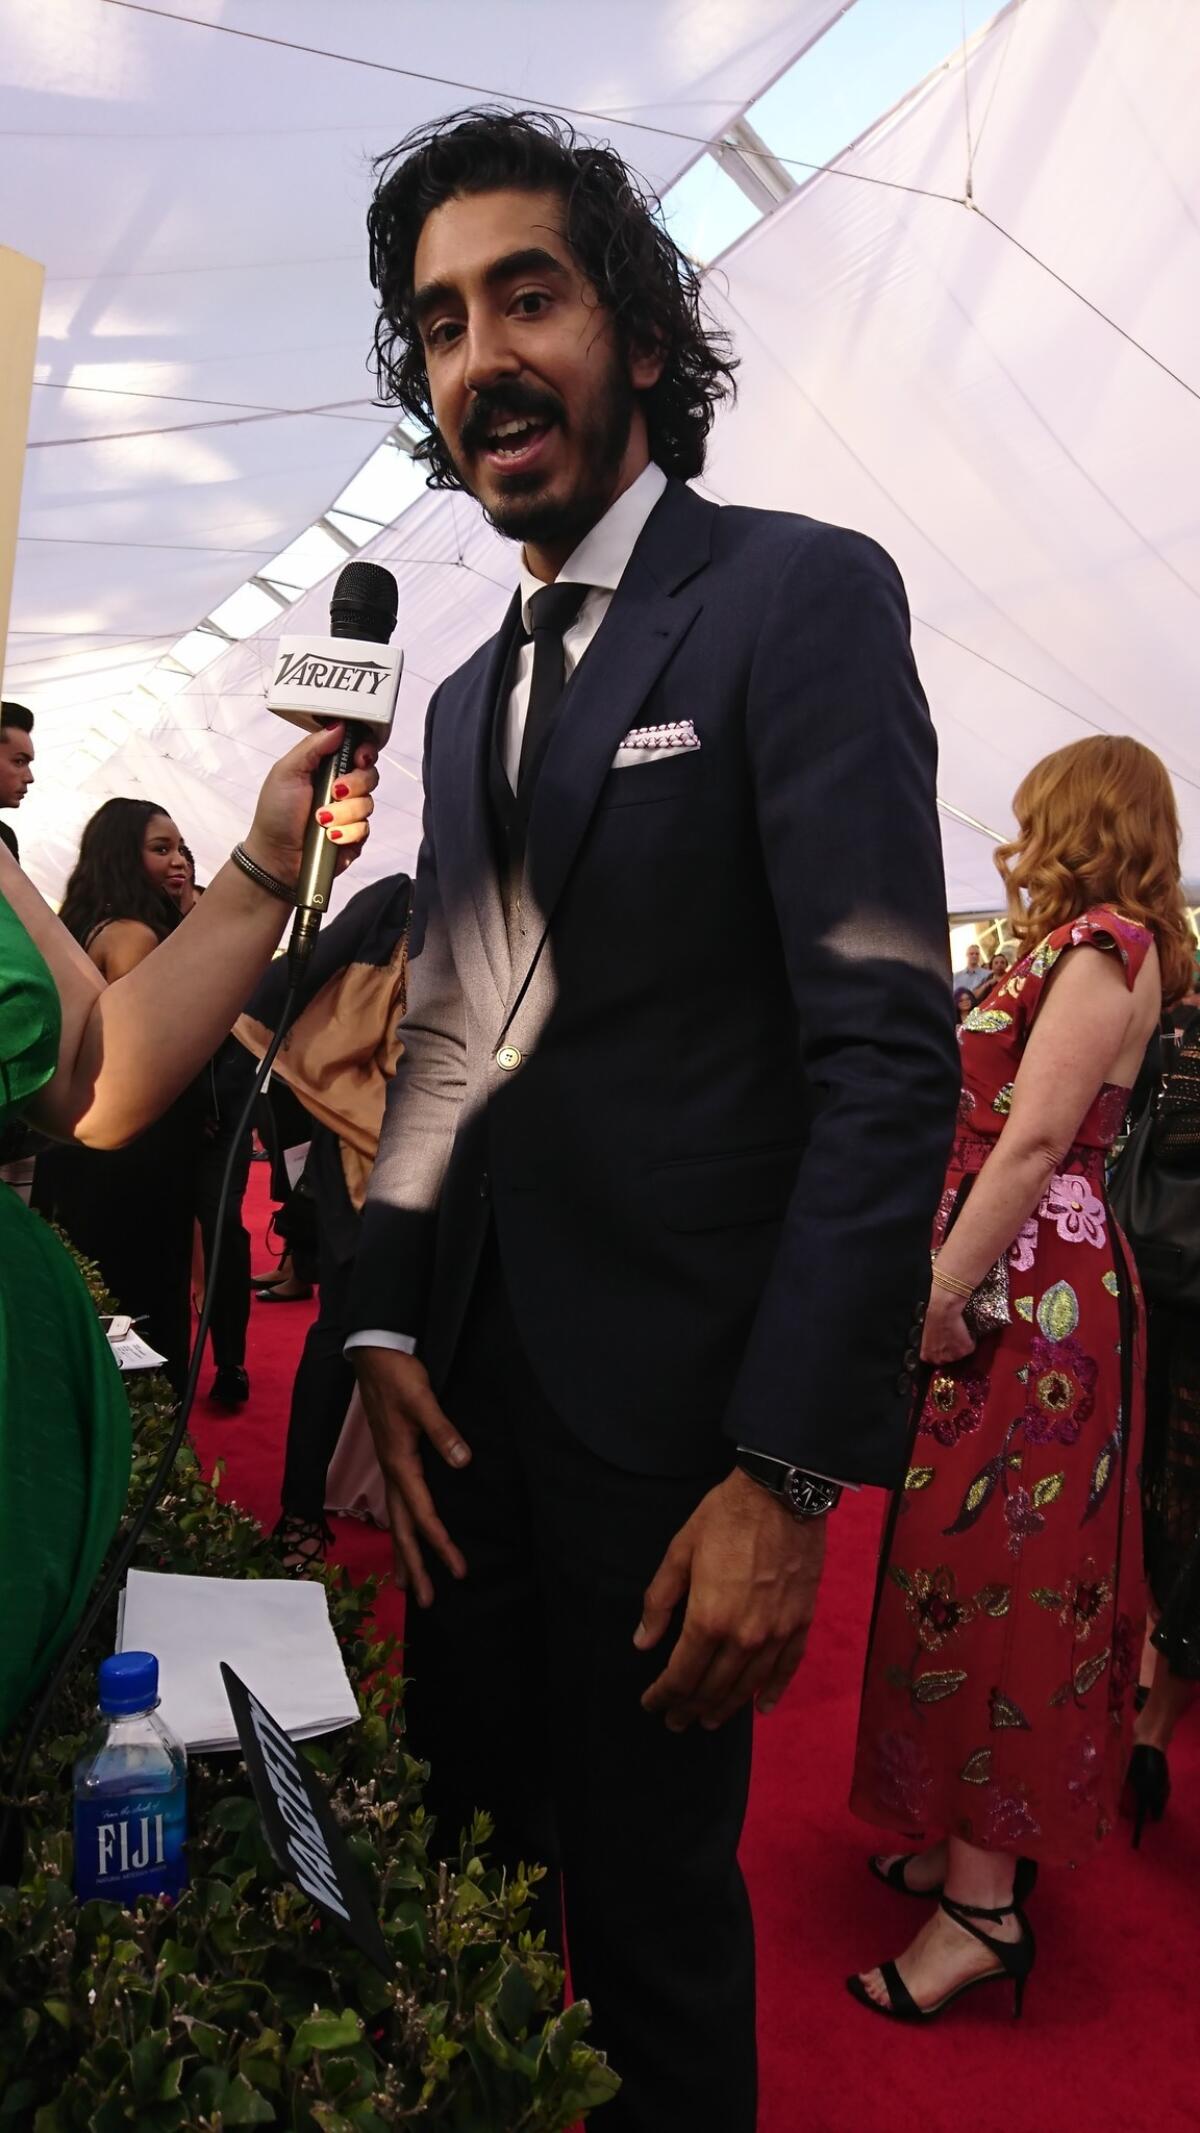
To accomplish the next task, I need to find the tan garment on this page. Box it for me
[235,936,408,1213]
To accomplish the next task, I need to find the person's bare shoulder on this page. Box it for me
[90,919,160,979]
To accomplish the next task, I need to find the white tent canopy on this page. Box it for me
[704,0,1200,909]
[5,0,1199,914]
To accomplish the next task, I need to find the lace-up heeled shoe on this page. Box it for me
[271,1514,334,1576]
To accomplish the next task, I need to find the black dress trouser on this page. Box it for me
[404,1231,757,2133]
[195,1127,252,1373]
[279,1240,356,1523]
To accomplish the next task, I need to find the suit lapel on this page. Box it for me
[512,481,714,1000]
[439,591,522,1014]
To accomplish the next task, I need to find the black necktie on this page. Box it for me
[517,579,590,792]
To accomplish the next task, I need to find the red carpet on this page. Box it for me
[192,1166,1200,2131]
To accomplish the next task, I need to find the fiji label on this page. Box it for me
[73,1789,187,1902]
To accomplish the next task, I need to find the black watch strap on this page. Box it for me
[735,1449,843,1520]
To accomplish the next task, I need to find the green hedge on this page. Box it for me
[0,1240,617,2131]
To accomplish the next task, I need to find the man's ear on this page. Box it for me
[628,336,666,392]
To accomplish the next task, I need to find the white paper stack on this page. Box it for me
[108,1330,168,1374]
[118,1569,360,1749]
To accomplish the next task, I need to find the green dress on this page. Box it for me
[0,891,131,1736]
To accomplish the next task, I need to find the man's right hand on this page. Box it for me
[351,1347,472,1607]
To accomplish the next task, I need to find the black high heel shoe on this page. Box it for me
[869,1852,1038,1906]
[1125,1744,1170,1848]
[846,1893,1036,2024]
[271,1513,333,1575]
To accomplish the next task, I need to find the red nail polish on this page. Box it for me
[316,809,332,824]
[329,828,342,840]
[332,782,349,799]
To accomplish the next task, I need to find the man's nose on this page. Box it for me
[462,312,522,395]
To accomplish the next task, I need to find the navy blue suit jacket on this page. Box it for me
[349,477,959,1485]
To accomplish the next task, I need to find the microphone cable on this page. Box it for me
[0,982,300,1879]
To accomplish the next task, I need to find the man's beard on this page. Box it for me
[450,356,636,549]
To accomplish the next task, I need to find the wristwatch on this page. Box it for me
[735,1448,843,1520]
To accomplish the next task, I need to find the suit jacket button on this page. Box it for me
[496,1045,522,1071]
[896,1373,912,1396]
[479,1171,490,1198]
[904,1347,919,1369]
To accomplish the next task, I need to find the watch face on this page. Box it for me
[785,1471,838,1518]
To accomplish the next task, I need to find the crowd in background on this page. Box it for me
[0,699,408,1567]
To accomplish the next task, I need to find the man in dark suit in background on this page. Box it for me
[0,703,34,862]
[348,112,959,2131]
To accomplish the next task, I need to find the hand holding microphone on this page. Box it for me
[242,722,379,890]
[265,561,403,968]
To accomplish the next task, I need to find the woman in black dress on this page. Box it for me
[1128,978,1200,1838]
[32,799,203,1395]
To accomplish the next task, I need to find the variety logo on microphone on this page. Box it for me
[274,650,392,697]
[267,634,404,734]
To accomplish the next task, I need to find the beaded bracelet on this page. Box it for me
[231,842,296,905]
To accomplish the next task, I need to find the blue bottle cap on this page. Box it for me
[98,1652,160,1715]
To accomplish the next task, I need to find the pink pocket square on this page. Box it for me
[611,719,701,768]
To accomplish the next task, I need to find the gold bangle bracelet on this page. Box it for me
[931,1265,975,1300]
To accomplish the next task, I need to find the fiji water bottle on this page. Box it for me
[73,1652,187,1903]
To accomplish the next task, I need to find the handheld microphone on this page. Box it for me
[266,560,402,968]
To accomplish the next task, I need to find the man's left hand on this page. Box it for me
[636,1470,827,1732]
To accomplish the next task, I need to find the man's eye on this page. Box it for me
[513,289,548,317]
[426,320,462,350]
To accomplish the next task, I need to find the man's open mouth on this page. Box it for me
[479,415,555,466]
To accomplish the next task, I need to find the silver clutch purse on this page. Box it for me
[964,1253,1012,1337]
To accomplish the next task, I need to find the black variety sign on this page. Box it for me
[220,1662,390,1974]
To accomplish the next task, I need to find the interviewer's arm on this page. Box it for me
[0,723,376,1148]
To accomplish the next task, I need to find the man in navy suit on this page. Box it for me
[348,111,959,2130]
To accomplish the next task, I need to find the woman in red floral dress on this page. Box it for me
[848,737,1195,2023]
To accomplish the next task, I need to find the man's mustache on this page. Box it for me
[460,383,564,455]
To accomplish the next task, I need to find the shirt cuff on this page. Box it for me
[344,1329,417,1357]
[738,1447,861,1492]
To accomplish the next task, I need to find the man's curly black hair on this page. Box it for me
[367,108,737,487]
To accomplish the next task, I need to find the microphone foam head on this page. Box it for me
[330,561,398,644]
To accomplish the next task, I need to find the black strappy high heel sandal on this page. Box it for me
[846,1893,1036,2024]
[869,1852,1038,1906]
[271,1513,333,1576]
[1124,1744,1170,1848]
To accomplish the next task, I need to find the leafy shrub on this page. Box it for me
[0,1241,617,2130]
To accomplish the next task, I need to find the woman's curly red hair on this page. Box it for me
[996,736,1195,1006]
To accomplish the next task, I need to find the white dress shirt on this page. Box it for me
[346,462,668,1361]
[500,459,668,788]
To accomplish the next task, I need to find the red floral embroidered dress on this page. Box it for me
[851,908,1150,1864]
